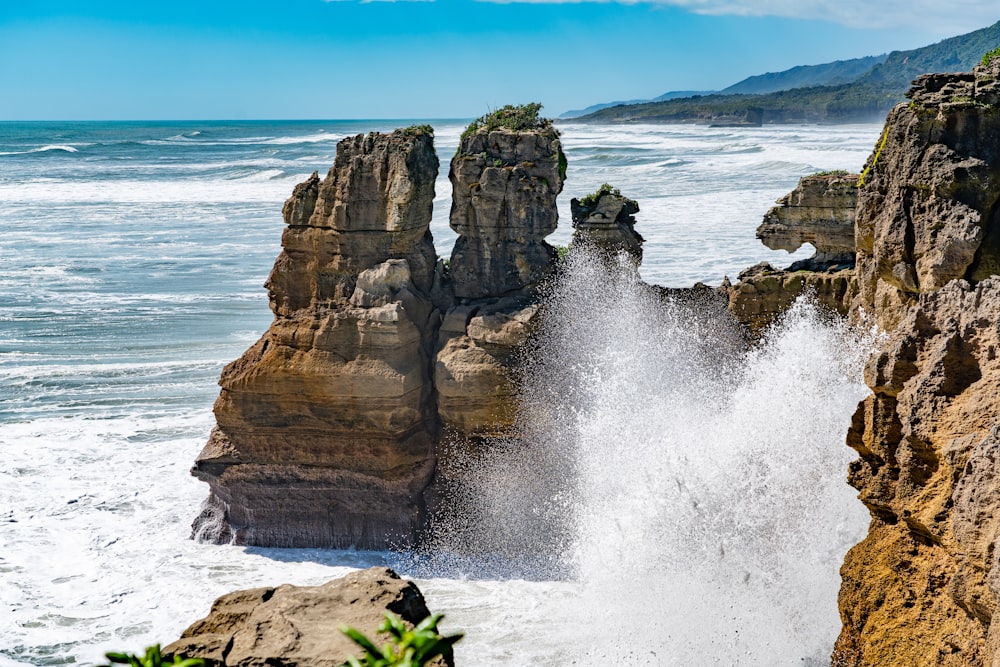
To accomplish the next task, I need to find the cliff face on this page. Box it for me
[193,129,441,549]
[835,57,1000,666]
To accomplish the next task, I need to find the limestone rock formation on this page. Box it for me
[163,567,453,667]
[192,129,441,549]
[569,186,644,263]
[853,56,1000,331]
[756,171,858,269]
[725,262,855,333]
[835,57,1000,666]
[726,170,859,333]
[447,126,565,301]
[435,122,565,435]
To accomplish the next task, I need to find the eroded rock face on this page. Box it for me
[757,171,858,268]
[725,262,856,333]
[192,129,441,549]
[163,567,453,667]
[835,279,1000,666]
[448,128,565,300]
[835,58,1000,666]
[853,57,1000,331]
[569,191,644,263]
[434,127,565,435]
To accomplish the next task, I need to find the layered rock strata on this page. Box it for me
[726,173,859,333]
[835,57,1000,666]
[164,567,453,667]
[757,171,858,269]
[569,188,644,263]
[192,129,441,549]
[725,261,856,333]
[853,57,1000,332]
[435,124,565,436]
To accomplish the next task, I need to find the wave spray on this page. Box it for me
[420,250,872,665]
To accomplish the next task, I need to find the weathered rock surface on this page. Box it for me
[726,170,859,332]
[163,567,453,667]
[757,171,858,268]
[192,129,441,549]
[435,126,565,435]
[434,297,539,436]
[447,127,565,301]
[569,190,644,263]
[853,57,1000,331]
[725,261,856,333]
[835,57,1000,666]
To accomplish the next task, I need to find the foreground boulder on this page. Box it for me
[192,128,441,549]
[164,567,453,667]
[834,56,1000,666]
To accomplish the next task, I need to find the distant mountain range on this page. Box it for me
[566,21,1000,124]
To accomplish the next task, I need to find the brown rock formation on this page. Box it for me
[192,129,441,549]
[757,171,858,268]
[726,171,859,333]
[725,261,856,333]
[447,127,564,301]
[835,57,1000,666]
[434,124,565,435]
[163,567,453,667]
[569,186,644,263]
[853,58,1000,332]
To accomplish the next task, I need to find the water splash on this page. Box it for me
[419,250,872,665]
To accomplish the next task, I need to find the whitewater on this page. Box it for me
[1,120,881,665]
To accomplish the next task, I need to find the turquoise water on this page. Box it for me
[1,120,881,665]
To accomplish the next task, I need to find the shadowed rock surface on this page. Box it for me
[569,189,644,263]
[834,56,1000,666]
[163,567,453,667]
[191,129,442,549]
[756,171,858,269]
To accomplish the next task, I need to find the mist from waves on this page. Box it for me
[415,250,873,665]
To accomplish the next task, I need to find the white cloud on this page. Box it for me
[479,0,998,34]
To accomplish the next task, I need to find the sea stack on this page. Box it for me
[192,128,441,549]
[435,106,566,436]
[569,183,644,264]
[834,56,1000,666]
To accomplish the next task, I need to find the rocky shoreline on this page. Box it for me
[176,56,1000,666]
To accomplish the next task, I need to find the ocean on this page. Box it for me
[1,119,881,665]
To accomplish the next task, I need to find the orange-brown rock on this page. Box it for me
[192,129,441,549]
[163,567,453,667]
[835,56,1000,666]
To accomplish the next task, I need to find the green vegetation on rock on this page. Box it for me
[403,125,434,137]
[461,103,550,139]
[578,183,637,209]
[983,46,1000,66]
[340,612,463,667]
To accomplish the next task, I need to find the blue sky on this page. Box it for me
[0,0,997,120]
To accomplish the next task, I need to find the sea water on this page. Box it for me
[0,120,881,665]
